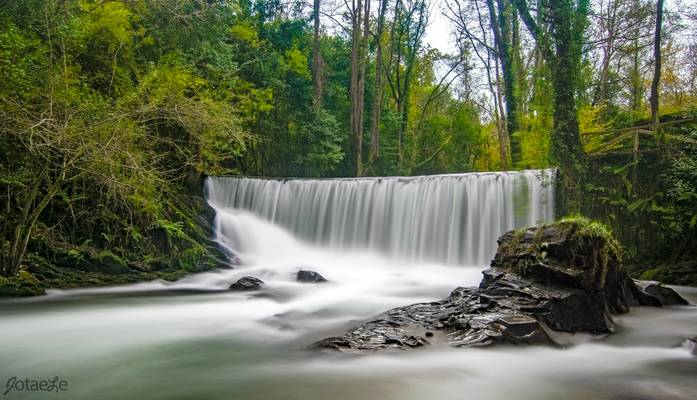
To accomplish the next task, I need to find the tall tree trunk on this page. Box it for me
[486,0,522,166]
[548,0,587,181]
[384,0,427,173]
[5,172,63,277]
[357,0,370,176]
[494,58,510,169]
[369,0,390,166]
[6,171,43,276]
[650,0,664,151]
[593,0,618,106]
[312,0,323,108]
[629,0,643,117]
[350,0,370,176]
[512,0,588,211]
[513,14,528,121]
[350,0,363,176]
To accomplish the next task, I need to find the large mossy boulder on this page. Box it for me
[485,217,641,333]
[311,218,689,352]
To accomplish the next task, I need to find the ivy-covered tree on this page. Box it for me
[512,0,589,192]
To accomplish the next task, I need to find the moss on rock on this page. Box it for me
[0,270,46,297]
[557,215,623,264]
[491,216,638,316]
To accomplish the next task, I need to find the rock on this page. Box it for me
[297,270,327,283]
[0,270,45,297]
[310,286,555,352]
[312,218,678,352]
[229,276,264,291]
[634,280,689,306]
[479,268,613,334]
[683,337,697,356]
[490,221,640,316]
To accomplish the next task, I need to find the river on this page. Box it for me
[0,170,694,399]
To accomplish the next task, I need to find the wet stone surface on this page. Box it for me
[229,276,264,291]
[311,222,690,352]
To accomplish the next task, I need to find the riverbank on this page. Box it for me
[0,191,228,297]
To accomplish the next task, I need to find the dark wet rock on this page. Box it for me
[309,286,555,352]
[489,223,640,316]
[683,337,697,356]
[229,276,264,291]
[311,219,685,352]
[484,221,641,333]
[634,280,689,306]
[297,270,327,283]
[479,269,614,334]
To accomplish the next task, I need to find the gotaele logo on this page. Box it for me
[4,376,68,396]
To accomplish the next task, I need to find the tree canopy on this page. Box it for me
[1,0,696,280]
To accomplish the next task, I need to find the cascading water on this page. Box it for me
[205,169,556,266]
[3,168,696,400]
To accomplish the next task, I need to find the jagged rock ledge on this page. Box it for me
[311,218,690,352]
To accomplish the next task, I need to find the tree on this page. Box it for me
[446,0,511,169]
[348,0,371,176]
[0,0,249,277]
[312,0,323,108]
[385,0,429,172]
[368,0,391,168]
[650,0,664,150]
[486,0,523,166]
[512,0,588,185]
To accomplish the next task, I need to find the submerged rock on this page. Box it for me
[311,218,690,352]
[229,276,264,291]
[297,270,327,283]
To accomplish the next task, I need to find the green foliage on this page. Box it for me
[517,59,554,170]
[178,244,207,272]
[0,270,44,297]
[667,154,697,228]
[298,109,345,176]
[0,0,254,277]
[558,215,616,244]
[0,0,692,286]
[577,119,697,269]
[155,220,186,241]
[557,215,623,268]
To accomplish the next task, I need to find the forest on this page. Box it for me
[1,0,696,293]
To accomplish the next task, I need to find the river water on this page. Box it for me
[0,170,695,400]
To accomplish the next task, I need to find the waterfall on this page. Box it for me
[205,169,556,266]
